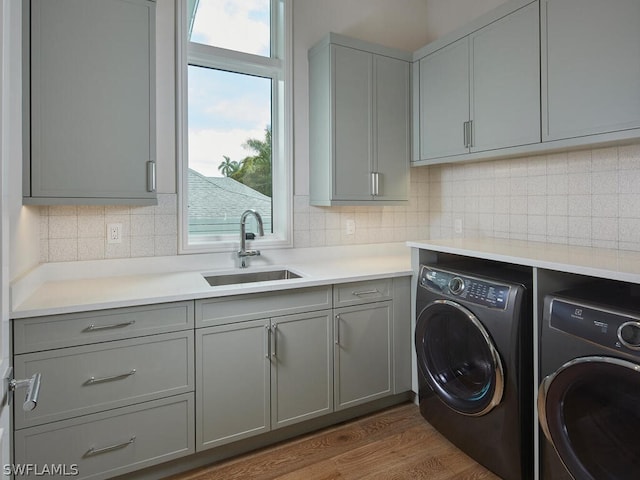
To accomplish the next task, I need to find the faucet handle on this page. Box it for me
[245,232,256,240]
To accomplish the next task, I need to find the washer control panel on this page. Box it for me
[419,266,510,310]
[549,297,640,356]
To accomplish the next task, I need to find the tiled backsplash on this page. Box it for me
[39,194,178,262]
[293,168,431,248]
[37,142,640,263]
[426,142,640,252]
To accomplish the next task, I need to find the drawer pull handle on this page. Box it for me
[85,320,135,332]
[85,369,136,385]
[84,436,136,457]
[352,289,380,297]
[9,372,42,412]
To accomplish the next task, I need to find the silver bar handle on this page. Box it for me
[265,324,271,358]
[463,121,468,147]
[10,373,42,412]
[370,172,376,196]
[85,320,135,332]
[85,369,136,386]
[334,314,341,345]
[271,323,277,358]
[84,436,136,458]
[352,289,380,297]
[147,161,156,192]
[374,172,379,196]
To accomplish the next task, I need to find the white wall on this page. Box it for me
[423,0,509,43]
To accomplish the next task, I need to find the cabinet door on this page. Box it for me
[28,0,155,203]
[419,37,470,160]
[333,45,373,200]
[196,320,270,451]
[542,0,640,140]
[334,301,392,410]
[270,311,333,429]
[471,1,540,152]
[375,55,410,201]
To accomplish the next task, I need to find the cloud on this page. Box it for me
[188,127,266,177]
[191,0,270,56]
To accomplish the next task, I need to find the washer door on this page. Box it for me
[415,299,504,416]
[538,356,640,480]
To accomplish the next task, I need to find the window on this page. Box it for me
[177,0,291,252]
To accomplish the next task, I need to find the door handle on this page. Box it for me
[271,323,277,358]
[147,161,156,192]
[265,324,271,358]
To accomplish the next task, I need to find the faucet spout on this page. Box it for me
[238,210,264,268]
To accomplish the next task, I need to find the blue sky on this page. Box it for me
[188,0,271,177]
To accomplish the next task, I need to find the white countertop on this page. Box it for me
[15,238,640,319]
[10,243,412,319]
[407,238,640,284]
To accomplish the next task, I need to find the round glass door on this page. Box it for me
[415,299,504,416]
[539,356,640,480]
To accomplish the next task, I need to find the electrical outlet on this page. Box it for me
[107,223,122,244]
[454,218,463,235]
[345,219,356,235]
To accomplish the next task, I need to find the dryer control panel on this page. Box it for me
[548,297,640,356]
[419,266,510,310]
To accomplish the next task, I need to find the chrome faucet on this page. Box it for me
[238,209,264,268]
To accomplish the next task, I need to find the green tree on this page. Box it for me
[217,155,240,177]
[230,126,272,197]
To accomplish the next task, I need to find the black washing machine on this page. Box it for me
[415,264,533,480]
[538,283,640,480]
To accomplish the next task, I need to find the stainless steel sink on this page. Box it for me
[203,269,302,287]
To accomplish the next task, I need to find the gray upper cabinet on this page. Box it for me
[309,34,410,205]
[542,0,640,141]
[419,38,470,160]
[471,1,540,152]
[416,0,540,163]
[24,0,157,205]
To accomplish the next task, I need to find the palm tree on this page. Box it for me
[217,155,240,177]
[230,126,272,197]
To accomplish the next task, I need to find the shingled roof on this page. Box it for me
[188,168,272,235]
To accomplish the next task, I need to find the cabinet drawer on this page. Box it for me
[196,286,332,327]
[14,331,194,429]
[14,393,194,480]
[13,301,194,354]
[333,279,392,307]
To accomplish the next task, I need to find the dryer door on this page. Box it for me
[538,356,640,480]
[415,299,504,416]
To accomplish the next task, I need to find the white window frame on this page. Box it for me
[176,0,292,254]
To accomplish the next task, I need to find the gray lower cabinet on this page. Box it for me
[24,0,156,205]
[14,395,194,480]
[14,331,194,429]
[542,0,640,141]
[196,310,333,451]
[11,277,411,478]
[334,301,392,410]
[12,301,195,479]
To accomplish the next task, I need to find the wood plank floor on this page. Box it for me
[167,403,502,480]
